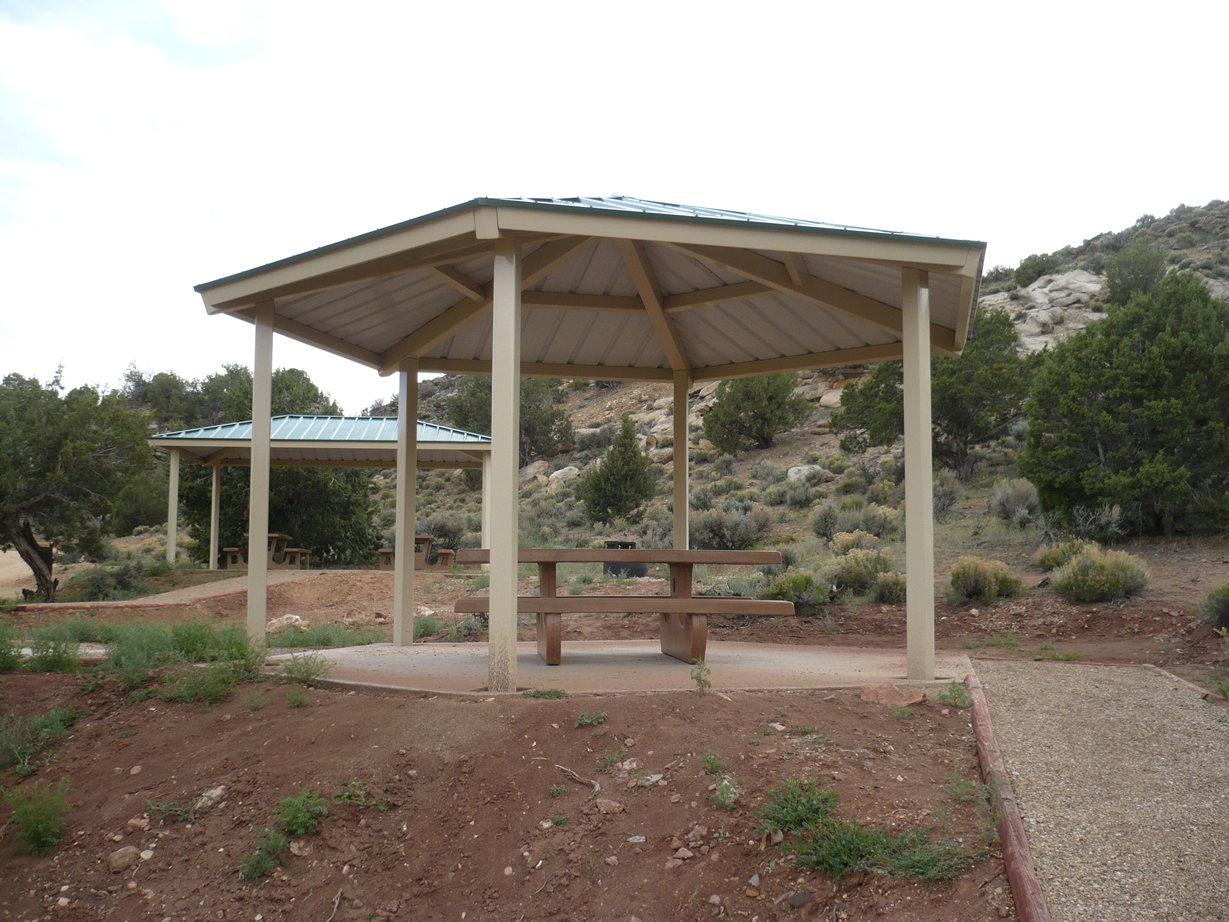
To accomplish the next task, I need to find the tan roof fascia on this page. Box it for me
[492,206,976,270]
[199,210,481,312]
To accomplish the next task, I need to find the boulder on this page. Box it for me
[649,448,674,464]
[787,465,833,484]
[267,614,307,633]
[547,466,580,493]
[519,460,550,484]
[819,389,844,409]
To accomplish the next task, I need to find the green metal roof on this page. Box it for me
[194,195,986,293]
[154,415,490,444]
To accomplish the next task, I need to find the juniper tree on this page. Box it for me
[579,415,656,525]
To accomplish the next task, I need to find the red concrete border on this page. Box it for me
[1145,664,1229,707]
[964,672,1053,922]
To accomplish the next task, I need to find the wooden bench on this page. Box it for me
[453,549,794,665]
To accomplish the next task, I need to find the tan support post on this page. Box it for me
[165,448,180,565]
[209,463,221,570]
[488,241,522,692]
[480,451,492,563]
[672,370,690,549]
[247,300,274,642]
[393,363,418,646]
[902,269,935,680]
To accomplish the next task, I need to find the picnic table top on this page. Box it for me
[453,548,781,565]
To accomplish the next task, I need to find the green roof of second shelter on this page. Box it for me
[153,416,490,444]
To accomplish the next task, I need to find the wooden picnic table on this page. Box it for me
[453,548,794,664]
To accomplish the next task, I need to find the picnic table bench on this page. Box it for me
[377,535,457,572]
[453,549,794,665]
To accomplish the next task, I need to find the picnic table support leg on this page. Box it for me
[536,561,560,664]
[660,613,707,664]
[661,561,705,662]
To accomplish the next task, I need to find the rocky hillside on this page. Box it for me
[979,198,1229,352]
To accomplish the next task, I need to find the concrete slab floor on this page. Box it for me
[269,641,975,697]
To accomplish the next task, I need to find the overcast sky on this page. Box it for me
[2,0,1225,416]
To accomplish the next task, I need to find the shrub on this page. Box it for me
[811,502,840,541]
[1014,252,1061,288]
[2,778,71,856]
[932,470,960,521]
[760,573,826,615]
[825,549,893,595]
[949,557,1023,601]
[691,508,771,551]
[830,530,879,556]
[241,825,289,880]
[989,478,1039,526]
[1195,583,1229,629]
[1106,242,1166,305]
[1051,548,1150,602]
[835,476,868,495]
[870,572,907,604]
[1034,540,1097,572]
[847,503,899,539]
[702,374,810,454]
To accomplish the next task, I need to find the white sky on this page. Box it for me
[2,0,1225,416]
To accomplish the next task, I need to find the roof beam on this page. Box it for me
[227,307,384,369]
[618,239,688,371]
[690,343,906,382]
[783,253,807,287]
[522,291,643,312]
[377,236,601,374]
[379,297,493,373]
[665,242,957,352]
[418,357,674,382]
[521,236,596,288]
[427,265,485,301]
[662,280,773,313]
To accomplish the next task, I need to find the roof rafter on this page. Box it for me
[378,236,600,373]
[617,239,689,371]
[427,265,485,301]
[690,343,905,382]
[662,280,773,313]
[664,242,957,353]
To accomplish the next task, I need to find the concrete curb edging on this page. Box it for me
[1145,664,1229,706]
[964,672,1053,922]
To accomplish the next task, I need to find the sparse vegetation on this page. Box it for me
[277,652,333,687]
[690,659,711,695]
[1196,584,1229,629]
[937,680,973,710]
[0,707,86,775]
[573,711,607,728]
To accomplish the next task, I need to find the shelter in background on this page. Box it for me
[149,415,492,569]
[193,195,986,689]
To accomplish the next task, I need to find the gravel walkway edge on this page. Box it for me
[966,671,1053,922]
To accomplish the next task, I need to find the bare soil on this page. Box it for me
[2,538,1225,921]
[1,673,1011,922]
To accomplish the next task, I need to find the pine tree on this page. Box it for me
[579,415,657,525]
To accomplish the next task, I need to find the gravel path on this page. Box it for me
[975,660,1229,921]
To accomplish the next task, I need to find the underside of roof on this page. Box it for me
[150,415,491,469]
[196,196,986,382]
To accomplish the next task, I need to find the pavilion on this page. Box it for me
[193,196,986,690]
[149,415,491,568]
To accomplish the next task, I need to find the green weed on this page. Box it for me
[241,825,289,880]
[333,781,388,811]
[0,707,87,775]
[278,652,333,688]
[691,659,711,695]
[524,689,566,699]
[697,749,726,776]
[550,813,569,827]
[267,622,383,649]
[712,776,742,811]
[888,705,913,720]
[276,787,328,836]
[574,711,607,728]
[26,627,81,673]
[147,798,194,823]
[245,689,268,712]
[285,688,309,708]
[2,777,71,855]
[597,747,627,772]
[985,635,1020,652]
[936,680,972,710]
[0,622,23,672]
[549,784,567,798]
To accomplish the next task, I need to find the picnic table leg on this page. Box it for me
[537,562,561,665]
[661,562,707,663]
